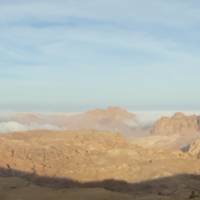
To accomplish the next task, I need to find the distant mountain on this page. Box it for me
[0,107,143,136]
[85,107,135,121]
[151,112,200,136]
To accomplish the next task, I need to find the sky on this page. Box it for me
[0,0,200,112]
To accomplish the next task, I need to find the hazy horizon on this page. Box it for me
[0,108,200,134]
[1,104,200,113]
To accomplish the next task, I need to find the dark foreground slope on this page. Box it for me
[0,168,200,200]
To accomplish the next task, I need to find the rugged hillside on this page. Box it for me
[0,130,143,181]
[1,130,200,199]
[0,130,200,182]
[151,112,200,136]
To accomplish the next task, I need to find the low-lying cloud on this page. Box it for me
[0,121,61,134]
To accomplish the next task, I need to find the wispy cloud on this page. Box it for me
[1,0,200,110]
[1,0,200,26]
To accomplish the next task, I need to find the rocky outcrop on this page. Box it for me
[151,112,200,136]
[188,139,200,158]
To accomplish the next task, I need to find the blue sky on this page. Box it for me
[0,0,200,112]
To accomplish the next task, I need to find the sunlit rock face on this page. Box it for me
[151,112,200,136]
[0,130,133,181]
[189,139,200,158]
[1,130,200,182]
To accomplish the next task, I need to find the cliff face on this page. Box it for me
[189,139,200,158]
[151,112,200,136]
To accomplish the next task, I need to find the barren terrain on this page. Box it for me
[0,129,200,199]
[1,109,200,199]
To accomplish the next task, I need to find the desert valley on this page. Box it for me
[1,107,200,200]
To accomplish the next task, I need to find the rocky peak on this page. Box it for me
[151,113,200,136]
[86,107,135,121]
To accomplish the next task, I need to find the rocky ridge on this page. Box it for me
[151,112,200,136]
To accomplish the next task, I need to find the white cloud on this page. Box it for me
[1,0,200,110]
[0,121,27,133]
[0,121,61,133]
[1,0,200,68]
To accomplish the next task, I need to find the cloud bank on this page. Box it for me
[0,121,61,134]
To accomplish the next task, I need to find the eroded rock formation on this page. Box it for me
[151,112,200,136]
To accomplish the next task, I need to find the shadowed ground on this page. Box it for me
[0,167,200,200]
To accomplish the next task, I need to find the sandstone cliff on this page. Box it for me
[151,112,200,136]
